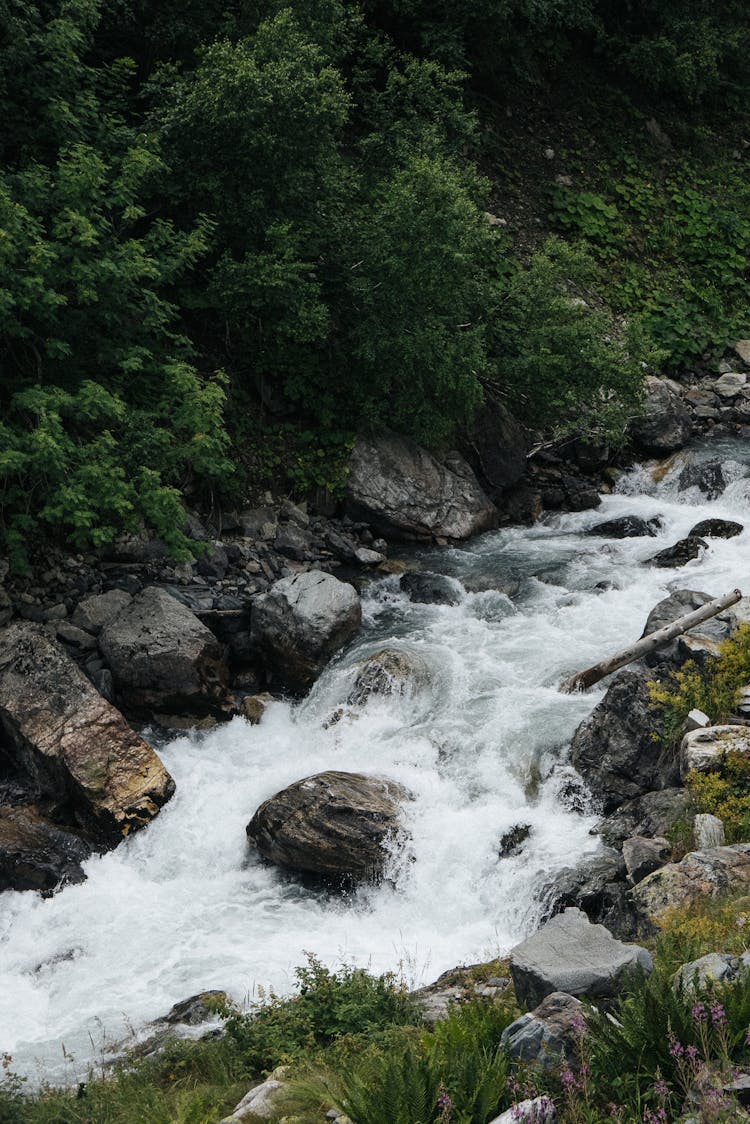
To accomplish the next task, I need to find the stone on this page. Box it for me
[685,708,711,731]
[647,536,707,568]
[71,589,132,635]
[714,371,747,397]
[100,586,229,714]
[631,844,750,929]
[689,518,743,540]
[0,622,174,844]
[595,789,693,848]
[570,671,676,813]
[677,459,728,499]
[239,507,278,541]
[622,836,671,884]
[509,908,653,1009]
[196,543,229,580]
[247,771,410,882]
[250,571,361,695]
[0,589,11,628]
[399,571,462,606]
[55,623,97,652]
[542,851,631,937]
[489,1098,557,1124]
[347,648,428,706]
[0,805,90,893]
[694,814,726,850]
[220,1073,287,1122]
[629,376,692,452]
[733,340,750,366]
[354,546,385,566]
[673,953,739,993]
[346,432,497,541]
[410,961,511,1026]
[586,515,658,539]
[640,589,734,665]
[239,694,272,725]
[680,725,750,779]
[500,992,586,1071]
[274,522,312,561]
[498,823,532,858]
[460,399,528,499]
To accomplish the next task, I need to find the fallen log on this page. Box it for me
[560,588,743,694]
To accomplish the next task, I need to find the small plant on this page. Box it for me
[687,751,750,843]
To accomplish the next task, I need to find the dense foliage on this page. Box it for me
[1,0,749,562]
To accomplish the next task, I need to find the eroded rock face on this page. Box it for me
[71,589,132,636]
[0,622,174,844]
[630,376,692,452]
[346,432,497,541]
[0,805,90,893]
[246,770,409,882]
[542,850,632,937]
[99,586,229,714]
[250,571,361,695]
[461,400,528,500]
[631,844,750,930]
[509,907,653,1009]
[570,671,676,813]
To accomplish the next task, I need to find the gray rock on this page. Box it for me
[0,588,11,628]
[680,726,750,779]
[274,523,312,561]
[586,515,658,539]
[622,836,671,884]
[689,518,743,540]
[220,1074,287,1122]
[570,671,676,813]
[509,908,653,1009]
[0,805,90,893]
[100,586,229,714]
[247,771,409,882]
[647,536,707,568]
[673,953,739,993]
[71,589,132,635]
[0,622,174,844]
[498,823,532,858]
[734,340,750,366]
[685,708,711,731]
[55,622,97,652]
[250,571,361,695]
[677,459,728,500]
[542,850,632,937]
[347,648,428,706]
[631,844,750,929]
[354,546,385,565]
[693,814,726,850]
[239,507,278,541]
[346,432,497,541]
[595,788,693,848]
[500,992,586,1071]
[714,372,747,397]
[489,1098,556,1124]
[400,571,462,606]
[410,962,511,1026]
[461,399,528,499]
[630,377,692,452]
[641,589,733,665]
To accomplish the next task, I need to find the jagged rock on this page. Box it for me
[250,571,361,695]
[686,708,711,731]
[347,648,428,706]
[542,850,633,938]
[399,571,462,606]
[677,459,728,500]
[122,991,231,1061]
[500,992,586,1071]
[0,805,90,893]
[570,671,676,813]
[647,536,707,568]
[196,542,229,580]
[631,844,750,929]
[346,432,497,541]
[630,377,692,452]
[595,789,693,847]
[622,836,671,884]
[0,622,174,844]
[509,907,653,1009]
[55,623,97,652]
[694,813,725,849]
[689,518,743,540]
[100,587,229,714]
[273,522,312,561]
[586,515,659,539]
[489,1098,557,1124]
[640,589,734,665]
[246,771,409,882]
[680,725,750,779]
[461,399,528,499]
[734,340,750,366]
[71,589,133,635]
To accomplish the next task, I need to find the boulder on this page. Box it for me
[238,694,271,725]
[0,622,174,844]
[500,992,586,1071]
[250,571,361,695]
[247,771,409,882]
[542,850,632,937]
[677,460,727,500]
[622,836,671,884]
[630,377,692,452]
[346,432,497,541]
[509,907,653,1009]
[673,953,741,993]
[680,726,750,779]
[410,962,511,1026]
[347,648,428,706]
[570,671,676,813]
[694,813,725,850]
[734,340,750,366]
[595,788,693,848]
[460,399,528,499]
[640,589,733,665]
[0,805,90,893]
[586,515,659,539]
[647,536,707,568]
[220,1072,288,1122]
[489,1098,556,1124]
[689,518,743,540]
[714,372,747,397]
[631,844,750,929]
[399,571,462,606]
[71,589,133,636]
[99,587,229,714]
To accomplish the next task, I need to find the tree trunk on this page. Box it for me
[560,589,743,694]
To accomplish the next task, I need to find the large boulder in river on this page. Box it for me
[0,805,90,893]
[629,376,692,452]
[0,622,174,843]
[586,515,659,539]
[640,589,735,665]
[570,670,677,813]
[250,571,361,695]
[345,432,497,541]
[99,586,229,714]
[247,771,409,882]
[647,536,707,568]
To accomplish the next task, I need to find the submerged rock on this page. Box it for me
[346,432,497,541]
[0,805,90,893]
[400,571,462,606]
[246,771,410,882]
[647,536,707,568]
[586,515,659,539]
[250,571,361,695]
[100,586,229,714]
[689,518,743,540]
[347,648,428,706]
[677,459,728,499]
[0,622,175,844]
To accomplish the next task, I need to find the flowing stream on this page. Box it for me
[2,438,750,1081]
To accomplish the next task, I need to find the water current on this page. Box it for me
[2,438,750,1080]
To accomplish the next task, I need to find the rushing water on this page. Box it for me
[2,438,750,1081]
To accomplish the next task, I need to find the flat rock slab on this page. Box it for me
[0,622,174,844]
[509,907,653,1009]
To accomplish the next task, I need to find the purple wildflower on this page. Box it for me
[668,1037,684,1058]
[653,1076,669,1101]
[560,1067,578,1089]
[711,1002,727,1027]
[691,1002,707,1023]
[686,1044,700,1062]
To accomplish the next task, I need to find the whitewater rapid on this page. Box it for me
[2,439,750,1080]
